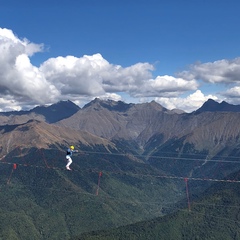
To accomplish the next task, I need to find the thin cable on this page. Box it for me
[1,160,240,184]
[96,171,102,196]
[187,208,240,225]
[184,178,191,212]
[2,162,240,226]
[0,177,179,210]
[77,150,240,164]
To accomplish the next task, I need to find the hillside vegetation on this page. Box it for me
[1,99,240,239]
[76,176,240,240]
[0,146,185,239]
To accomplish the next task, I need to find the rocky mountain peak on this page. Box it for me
[195,98,240,113]
[31,100,80,123]
[83,98,133,112]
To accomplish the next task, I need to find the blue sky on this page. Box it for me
[0,0,240,112]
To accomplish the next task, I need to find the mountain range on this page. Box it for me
[1,98,240,239]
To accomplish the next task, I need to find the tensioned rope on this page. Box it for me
[1,147,240,218]
[78,150,240,164]
[2,159,240,226]
[1,160,240,184]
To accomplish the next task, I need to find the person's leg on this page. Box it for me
[66,156,73,170]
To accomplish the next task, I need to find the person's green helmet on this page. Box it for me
[70,145,74,150]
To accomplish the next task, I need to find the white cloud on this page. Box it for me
[1,27,240,112]
[130,75,198,98]
[222,86,240,100]
[40,54,155,97]
[40,54,108,96]
[95,93,122,101]
[15,54,60,102]
[0,95,22,111]
[178,58,240,83]
[0,27,59,110]
[101,62,154,92]
[0,29,156,110]
[155,90,218,112]
[40,54,198,101]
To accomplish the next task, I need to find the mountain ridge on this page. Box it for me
[195,98,240,113]
[0,100,80,125]
[56,99,240,157]
[1,98,240,238]
[0,119,115,157]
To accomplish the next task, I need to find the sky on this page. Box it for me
[0,0,240,112]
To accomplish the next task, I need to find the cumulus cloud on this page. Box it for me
[1,27,164,111]
[130,75,198,98]
[0,95,22,111]
[155,90,218,113]
[1,27,240,112]
[40,53,198,100]
[222,86,240,100]
[178,58,240,83]
[0,27,60,109]
[40,54,108,96]
[0,27,163,111]
[40,54,154,96]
